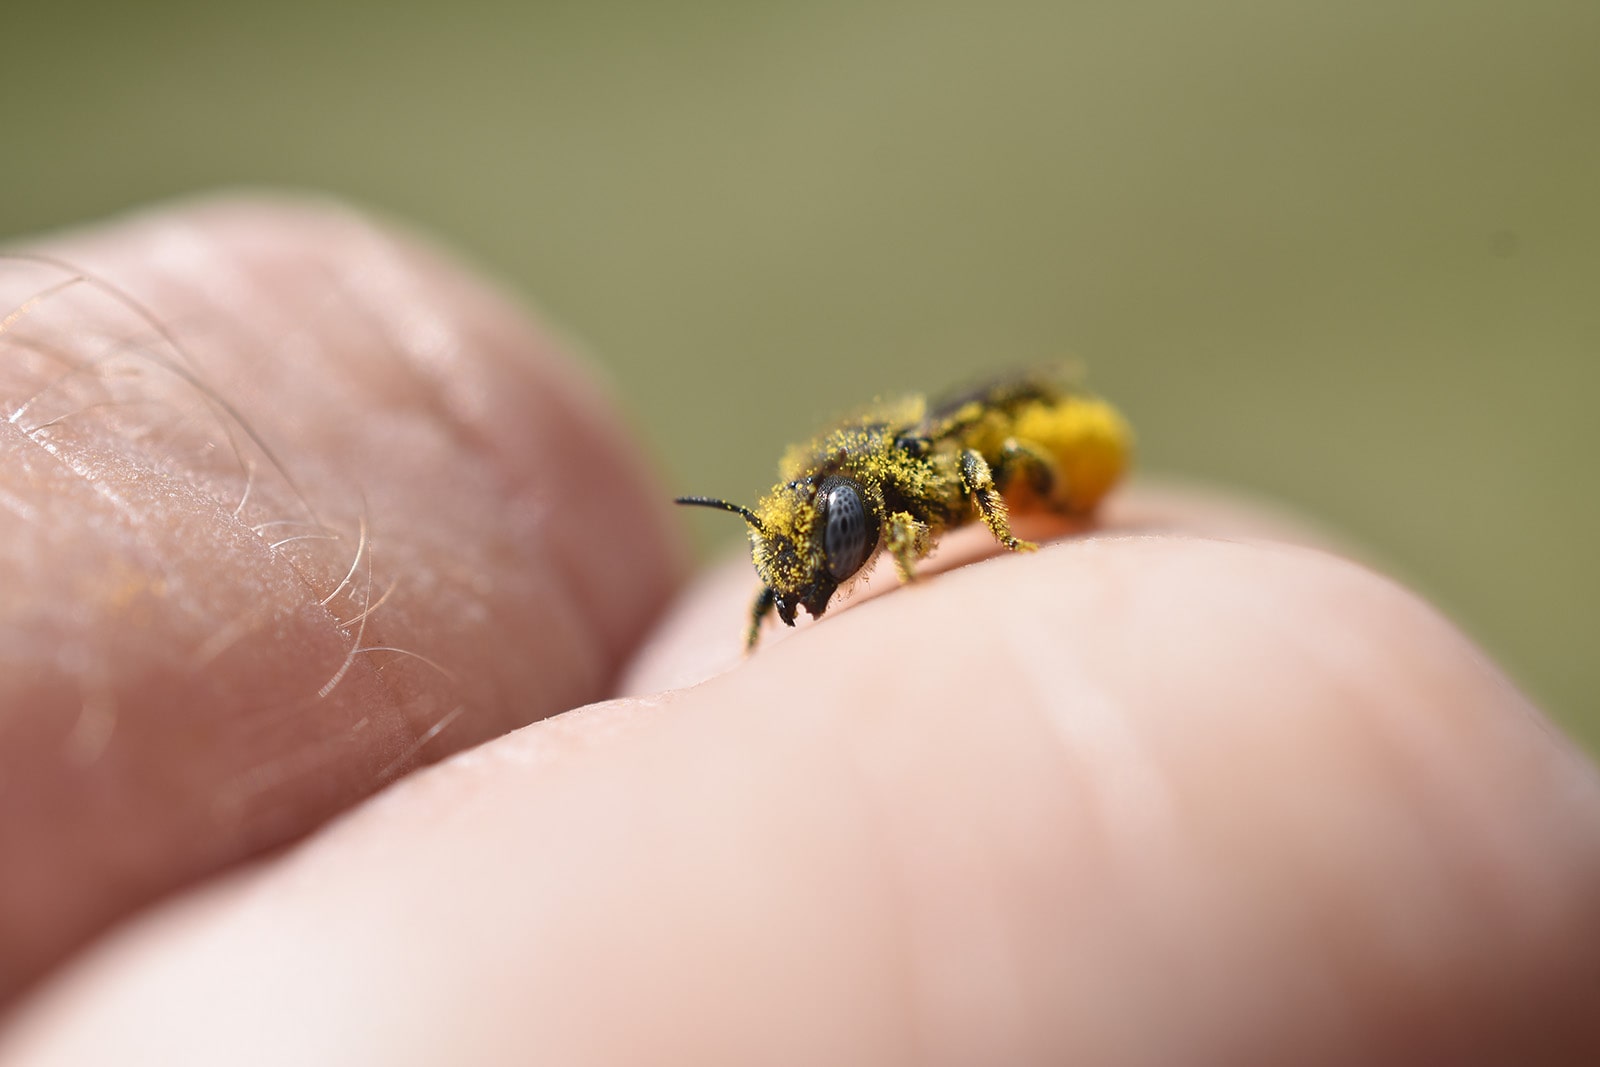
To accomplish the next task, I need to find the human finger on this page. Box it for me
[5,537,1596,1064]
[0,197,684,1002]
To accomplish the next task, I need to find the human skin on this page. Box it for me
[0,199,1597,1064]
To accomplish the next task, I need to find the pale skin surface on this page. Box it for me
[1,199,1598,1064]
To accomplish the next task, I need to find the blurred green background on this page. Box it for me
[5,2,1595,746]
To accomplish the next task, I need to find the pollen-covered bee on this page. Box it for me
[677,368,1131,648]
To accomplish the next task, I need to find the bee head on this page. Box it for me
[676,475,879,627]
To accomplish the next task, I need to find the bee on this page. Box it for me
[677,367,1132,648]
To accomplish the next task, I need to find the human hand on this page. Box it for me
[2,200,1597,1065]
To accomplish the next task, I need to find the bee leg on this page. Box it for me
[997,437,1057,499]
[746,585,777,650]
[960,448,1038,552]
[885,510,932,582]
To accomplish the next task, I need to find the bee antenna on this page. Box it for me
[674,496,767,534]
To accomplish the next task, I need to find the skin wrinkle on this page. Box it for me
[21,433,143,523]
[832,679,941,1067]
[934,707,1054,1066]
[940,549,1191,1063]
[2,419,308,662]
[990,626,1116,1062]
[1007,609,1179,886]
[1,257,315,532]
[818,583,1079,1064]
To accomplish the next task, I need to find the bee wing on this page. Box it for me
[921,363,1086,437]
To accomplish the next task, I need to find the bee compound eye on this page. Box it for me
[822,482,872,581]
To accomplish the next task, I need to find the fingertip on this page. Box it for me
[633,532,1600,1061]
